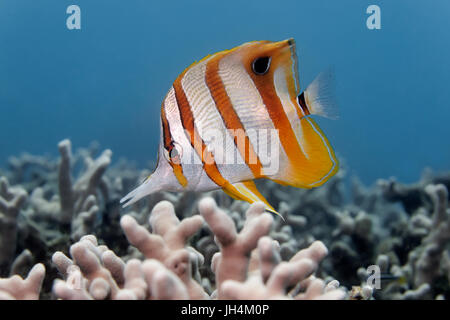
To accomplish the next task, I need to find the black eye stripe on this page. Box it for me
[252,56,271,75]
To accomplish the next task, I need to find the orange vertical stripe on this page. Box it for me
[205,53,264,178]
[245,66,309,177]
[172,73,231,189]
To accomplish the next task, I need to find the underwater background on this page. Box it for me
[0,0,450,301]
[1,0,449,185]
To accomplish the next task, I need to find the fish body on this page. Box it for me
[121,38,339,214]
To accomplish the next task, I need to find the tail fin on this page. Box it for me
[301,67,338,120]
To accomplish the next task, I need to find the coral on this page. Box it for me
[352,182,450,300]
[0,263,45,299]
[0,176,27,274]
[413,184,450,286]
[52,235,125,299]
[199,198,273,293]
[46,197,344,300]
[51,235,187,300]
[381,183,450,299]
[29,139,112,240]
[220,237,345,300]
[1,139,450,300]
[6,153,57,193]
[120,201,207,299]
[52,238,190,300]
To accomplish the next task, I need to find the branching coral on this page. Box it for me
[221,237,345,300]
[52,235,125,299]
[0,177,27,274]
[412,184,450,286]
[1,140,450,300]
[44,197,345,300]
[0,263,45,299]
[354,182,450,299]
[29,139,112,240]
[199,198,273,292]
[120,200,207,299]
[52,235,179,300]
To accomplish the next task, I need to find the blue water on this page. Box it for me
[0,0,449,185]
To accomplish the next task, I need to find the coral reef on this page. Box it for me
[120,201,207,299]
[28,139,112,240]
[46,198,343,300]
[0,139,449,300]
[220,237,345,300]
[0,263,45,299]
[0,177,27,274]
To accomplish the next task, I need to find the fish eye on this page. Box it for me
[252,56,271,75]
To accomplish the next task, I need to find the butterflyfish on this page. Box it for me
[120,38,339,218]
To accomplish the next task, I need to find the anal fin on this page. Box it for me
[222,180,284,220]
